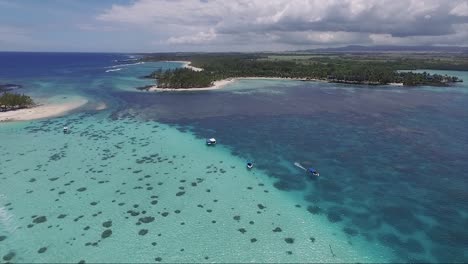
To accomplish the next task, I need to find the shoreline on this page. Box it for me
[147,76,404,92]
[148,78,236,91]
[165,60,203,72]
[0,98,88,122]
[146,60,406,92]
[147,77,309,92]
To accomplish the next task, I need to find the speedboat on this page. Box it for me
[308,168,319,177]
[63,126,69,134]
[247,162,254,169]
[206,138,216,145]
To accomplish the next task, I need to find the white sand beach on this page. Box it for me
[147,77,309,92]
[166,60,203,71]
[148,79,236,91]
[0,98,88,122]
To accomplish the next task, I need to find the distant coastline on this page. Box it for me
[139,62,411,92]
[165,60,203,72]
[139,54,463,91]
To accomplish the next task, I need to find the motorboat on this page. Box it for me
[206,138,216,145]
[247,162,254,169]
[63,126,69,134]
[308,168,319,177]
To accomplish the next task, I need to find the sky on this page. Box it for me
[1,0,468,52]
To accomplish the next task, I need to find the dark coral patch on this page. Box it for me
[176,191,185,196]
[102,221,112,228]
[139,216,155,223]
[285,238,295,244]
[250,238,257,243]
[0,235,7,241]
[273,227,282,232]
[2,251,15,261]
[33,216,47,224]
[155,257,162,262]
[257,204,266,210]
[77,187,87,192]
[233,215,240,221]
[238,228,247,234]
[38,247,47,254]
[307,205,322,215]
[139,229,148,236]
[101,229,112,239]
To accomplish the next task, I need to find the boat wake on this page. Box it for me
[294,162,307,171]
[105,68,122,73]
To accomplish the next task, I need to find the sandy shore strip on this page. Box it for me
[148,79,235,92]
[165,60,203,72]
[0,98,88,122]
[147,77,310,92]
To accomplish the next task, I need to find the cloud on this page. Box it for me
[96,0,468,50]
[451,1,468,16]
[76,23,121,32]
[168,29,217,44]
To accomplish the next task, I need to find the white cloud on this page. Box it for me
[96,0,468,50]
[168,29,217,44]
[450,1,468,16]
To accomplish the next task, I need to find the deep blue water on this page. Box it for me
[116,80,468,262]
[1,52,467,262]
[0,52,124,77]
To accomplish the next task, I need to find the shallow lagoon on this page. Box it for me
[1,53,467,263]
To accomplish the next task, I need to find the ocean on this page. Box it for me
[0,52,467,263]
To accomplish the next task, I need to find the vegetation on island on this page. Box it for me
[140,53,465,89]
[0,92,35,111]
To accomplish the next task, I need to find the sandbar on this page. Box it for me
[0,98,88,122]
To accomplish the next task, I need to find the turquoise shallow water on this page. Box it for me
[1,53,467,263]
[0,113,391,263]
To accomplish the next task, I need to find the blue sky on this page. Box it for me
[1,0,467,52]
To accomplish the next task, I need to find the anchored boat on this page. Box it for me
[206,138,216,145]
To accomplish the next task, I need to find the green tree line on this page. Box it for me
[144,55,462,89]
[0,93,35,109]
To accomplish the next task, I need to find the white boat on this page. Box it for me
[247,162,254,169]
[63,126,69,134]
[206,138,216,145]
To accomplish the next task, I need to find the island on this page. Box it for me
[138,53,464,90]
[0,89,89,122]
